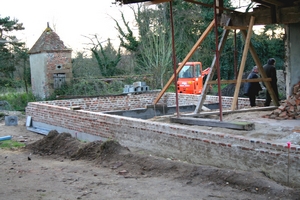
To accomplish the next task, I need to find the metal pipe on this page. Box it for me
[169,1,179,118]
[234,29,238,109]
[214,0,223,121]
[0,135,12,141]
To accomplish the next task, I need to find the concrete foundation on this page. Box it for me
[25,92,300,187]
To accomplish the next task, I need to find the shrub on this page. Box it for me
[0,92,36,112]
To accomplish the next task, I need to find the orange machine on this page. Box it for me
[177,62,210,94]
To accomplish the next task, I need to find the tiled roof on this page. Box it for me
[28,26,71,54]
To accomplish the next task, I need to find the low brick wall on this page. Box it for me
[26,92,299,187]
[38,92,265,110]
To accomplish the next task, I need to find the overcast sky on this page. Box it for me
[1,0,253,56]
[1,0,136,53]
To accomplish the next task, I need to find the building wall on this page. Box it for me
[25,92,299,186]
[46,51,72,95]
[29,53,47,99]
[29,51,72,99]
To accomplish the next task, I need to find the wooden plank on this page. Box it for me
[220,6,300,26]
[260,0,285,6]
[240,30,279,106]
[154,20,215,104]
[231,16,255,110]
[170,117,255,130]
[181,106,278,117]
[207,77,271,84]
[224,26,248,30]
[194,19,230,114]
[70,106,81,110]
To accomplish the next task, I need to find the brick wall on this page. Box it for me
[46,51,72,95]
[26,92,299,187]
[39,92,265,111]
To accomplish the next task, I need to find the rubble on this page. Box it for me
[263,81,300,120]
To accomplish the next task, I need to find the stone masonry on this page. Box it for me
[25,92,300,187]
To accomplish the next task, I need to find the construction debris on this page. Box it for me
[263,81,300,120]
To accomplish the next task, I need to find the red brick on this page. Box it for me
[279,111,287,117]
[287,98,296,106]
[273,109,282,115]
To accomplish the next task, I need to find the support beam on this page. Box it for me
[182,106,278,118]
[153,20,215,104]
[261,0,285,6]
[240,30,279,106]
[224,26,248,30]
[231,16,255,110]
[194,19,230,114]
[220,6,300,26]
[207,77,271,84]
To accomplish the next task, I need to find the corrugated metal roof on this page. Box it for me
[28,26,71,54]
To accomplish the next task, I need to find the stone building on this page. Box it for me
[28,24,72,99]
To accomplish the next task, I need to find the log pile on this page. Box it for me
[262,81,300,120]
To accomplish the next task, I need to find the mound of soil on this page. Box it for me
[25,130,300,199]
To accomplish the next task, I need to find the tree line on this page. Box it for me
[1,0,285,97]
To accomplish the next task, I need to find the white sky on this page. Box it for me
[1,0,255,56]
[1,0,136,54]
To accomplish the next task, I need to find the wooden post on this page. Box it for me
[231,16,255,110]
[194,19,230,114]
[153,20,215,105]
[240,30,279,106]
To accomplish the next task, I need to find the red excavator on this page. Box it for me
[177,62,210,94]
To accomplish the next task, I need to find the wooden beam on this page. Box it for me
[153,20,215,104]
[70,106,81,110]
[220,6,300,26]
[231,16,255,110]
[207,77,271,84]
[240,30,279,106]
[223,26,248,30]
[170,117,255,130]
[119,0,149,4]
[181,106,278,117]
[260,0,285,6]
[194,19,230,114]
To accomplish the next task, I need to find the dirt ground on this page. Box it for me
[1,111,300,200]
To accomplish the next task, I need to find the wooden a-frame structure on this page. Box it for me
[115,0,281,126]
[154,15,279,119]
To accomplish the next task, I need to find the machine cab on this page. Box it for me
[177,62,204,94]
[178,62,202,78]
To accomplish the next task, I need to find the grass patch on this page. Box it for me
[0,140,25,149]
